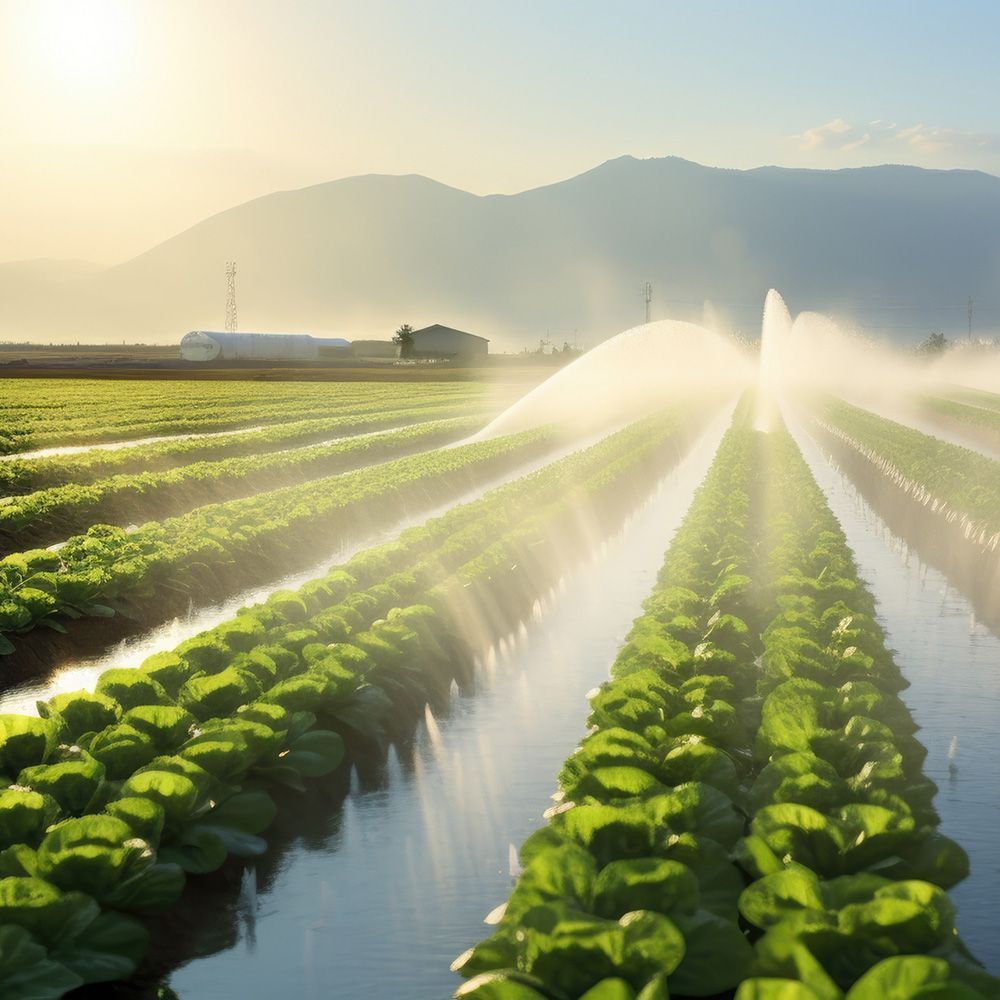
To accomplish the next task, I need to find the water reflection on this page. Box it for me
[0,424,272,461]
[802,414,1000,635]
[159,410,731,999]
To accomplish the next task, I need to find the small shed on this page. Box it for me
[410,325,489,360]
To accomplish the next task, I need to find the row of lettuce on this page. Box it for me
[932,385,1000,415]
[0,399,485,498]
[0,381,486,455]
[0,426,560,655]
[0,378,462,418]
[0,382,476,428]
[917,394,1000,443]
[454,401,998,1000]
[0,413,491,552]
[812,397,1000,543]
[0,407,705,998]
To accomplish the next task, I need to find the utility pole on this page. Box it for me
[641,281,653,324]
[968,297,974,341]
[225,262,238,333]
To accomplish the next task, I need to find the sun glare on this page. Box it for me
[33,0,135,87]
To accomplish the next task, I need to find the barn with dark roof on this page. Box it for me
[410,324,489,359]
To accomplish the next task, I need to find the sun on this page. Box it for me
[32,0,135,87]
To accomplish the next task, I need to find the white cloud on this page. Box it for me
[793,118,1000,158]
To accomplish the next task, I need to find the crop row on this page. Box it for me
[0,384,468,426]
[0,407,706,997]
[0,428,555,655]
[813,397,1000,546]
[918,395,1000,435]
[454,401,997,999]
[0,414,489,552]
[453,403,762,999]
[912,394,1000,458]
[0,382,487,454]
[0,400,486,497]
[0,378,423,414]
[940,386,1000,413]
[735,419,986,995]
[0,378,485,416]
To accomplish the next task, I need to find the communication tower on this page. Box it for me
[225,261,238,333]
[641,281,653,324]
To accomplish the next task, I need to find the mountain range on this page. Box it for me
[2,155,999,348]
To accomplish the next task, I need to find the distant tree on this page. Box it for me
[916,331,949,357]
[393,323,415,359]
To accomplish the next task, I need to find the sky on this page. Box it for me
[2,0,1000,264]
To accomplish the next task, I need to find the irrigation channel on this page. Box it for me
[0,423,277,462]
[790,416,1000,974]
[123,410,730,999]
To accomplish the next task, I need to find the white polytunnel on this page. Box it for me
[180,331,351,362]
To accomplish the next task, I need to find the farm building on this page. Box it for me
[180,331,351,362]
[410,325,489,359]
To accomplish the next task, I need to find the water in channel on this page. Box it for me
[791,419,1000,974]
[0,423,275,462]
[163,411,732,999]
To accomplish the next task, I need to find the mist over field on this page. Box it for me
[3,155,1000,347]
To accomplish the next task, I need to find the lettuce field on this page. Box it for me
[0,375,999,1000]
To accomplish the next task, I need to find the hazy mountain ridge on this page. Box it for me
[3,156,999,347]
